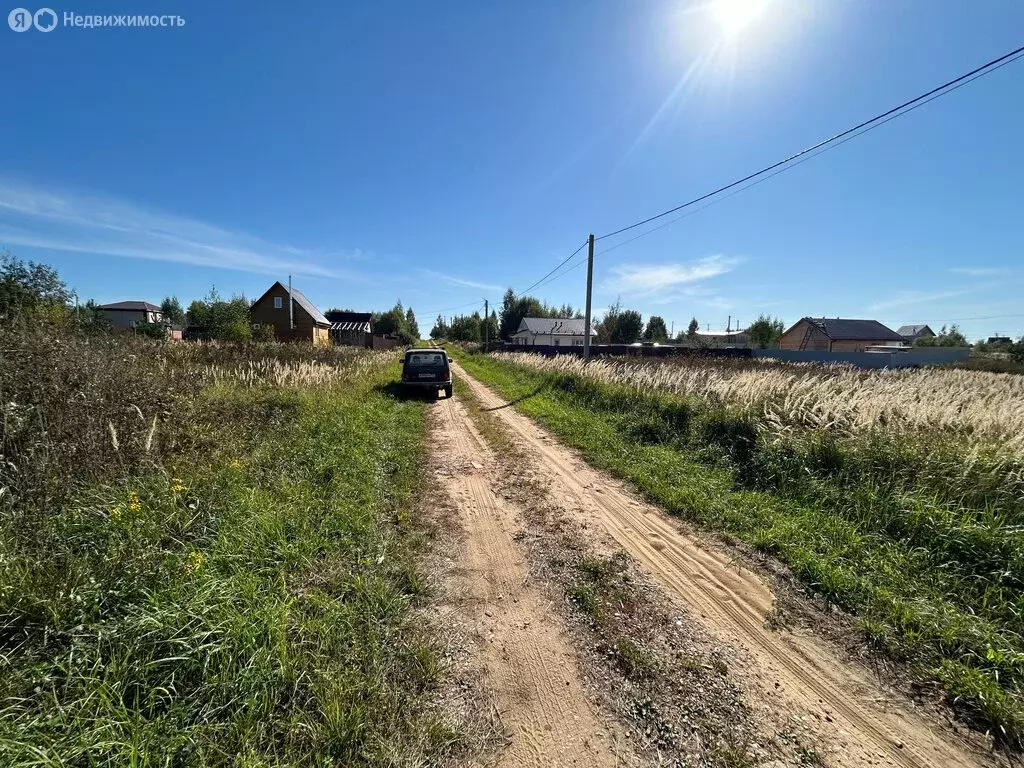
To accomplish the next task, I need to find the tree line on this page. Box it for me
[0,251,425,344]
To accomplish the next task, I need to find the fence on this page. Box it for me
[752,347,971,369]
[501,343,752,359]
[503,343,970,368]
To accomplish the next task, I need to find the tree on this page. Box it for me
[686,317,699,339]
[448,312,482,342]
[747,314,785,349]
[597,300,643,344]
[1010,336,1024,364]
[0,251,72,322]
[643,315,669,342]
[186,286,252,341]
[405,307,420,340]
[160,296,186,327]
[430,314,448,340]
[915,323,969,348]
[484,310,499,346]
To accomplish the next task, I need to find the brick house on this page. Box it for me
[250,281,331,344]
[779,318,906,352]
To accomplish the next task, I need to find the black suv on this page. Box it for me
[401,349,453,398]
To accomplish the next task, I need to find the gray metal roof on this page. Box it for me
[805,318,905,342]
[287,286,330,326]
[515,317,596,336]
[896,324,934,337]
[99,301,162,312]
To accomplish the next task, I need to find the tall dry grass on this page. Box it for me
[496,352,1024,459]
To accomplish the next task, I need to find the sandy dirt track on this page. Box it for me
[451,361,992,768]
[431,389,633,767]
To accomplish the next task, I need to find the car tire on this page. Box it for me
[444,385,453,399]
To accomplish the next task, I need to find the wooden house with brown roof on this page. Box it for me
[250,281,331,344]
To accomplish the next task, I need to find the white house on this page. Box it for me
[693,327,749,348]
[510,317,597,347]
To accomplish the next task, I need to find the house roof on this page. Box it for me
[330,321,371,333]
[325,310,372,324]
[252,282,331,326]
[797,317,905,342]
[98,301,162,312]
[896,324,934,337]
[695,328,748,336]
[515,317,597,336]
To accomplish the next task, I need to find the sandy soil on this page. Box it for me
[429,390,636,767]
[452,361,996,768]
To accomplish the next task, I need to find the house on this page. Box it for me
[510,317,597,347]
[96,301,166,330]
[250,281,331,344]
[987,336,1013,345]
[896,324,936,344]
[779,317,906,352]
[326,310,372,347]
[693,328,750,348]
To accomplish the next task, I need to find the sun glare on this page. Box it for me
[711,0,770,35]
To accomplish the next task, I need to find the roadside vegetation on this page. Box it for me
[0,325,463,766]
[455,350,1024,747]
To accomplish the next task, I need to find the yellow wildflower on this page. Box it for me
[170,478,186,493]
[126,491,141,513]
[184,551,205,574]
[109,505,122,521]
[229,460,243,469]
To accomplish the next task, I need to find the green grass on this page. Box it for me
[454,349,1024,746]
[0,349,462,766]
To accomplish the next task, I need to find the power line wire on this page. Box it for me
[516,239,590,296]
[594,44,1024,244]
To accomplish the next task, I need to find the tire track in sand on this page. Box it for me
[431,392,630,767]
[454,361,991,768]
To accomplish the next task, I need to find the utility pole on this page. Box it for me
[484,298,489,350]
[584,233,595,359]
[288,274,294,338]
[727,315,731,333]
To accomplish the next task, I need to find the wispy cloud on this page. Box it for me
[0,179,359,278]
[950,267,1011,277]
[867,288,972,313]
[604,255,741,297]
[420,269,502,292]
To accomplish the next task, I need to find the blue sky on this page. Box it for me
[2,0,1022,340]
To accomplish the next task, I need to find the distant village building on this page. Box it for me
[250,281,331,344]
[510,317,596,347]
[326,310,372,347]
[897,324,936,344]
[987,335,1013,345]
[779,318,906,353]
[96,301,165,330]
[693,327,749,348]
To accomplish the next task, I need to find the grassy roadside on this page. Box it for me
[0,332,464,766]
[453,349,1024,747]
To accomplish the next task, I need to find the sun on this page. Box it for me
[711,0,771,35]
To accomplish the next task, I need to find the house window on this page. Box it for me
[274,296,283,309]
[553,338,560,346]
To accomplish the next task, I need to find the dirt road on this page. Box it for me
[431,390,633,767]
[450,361,991,768]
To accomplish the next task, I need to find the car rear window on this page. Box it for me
[405,352,446,368]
